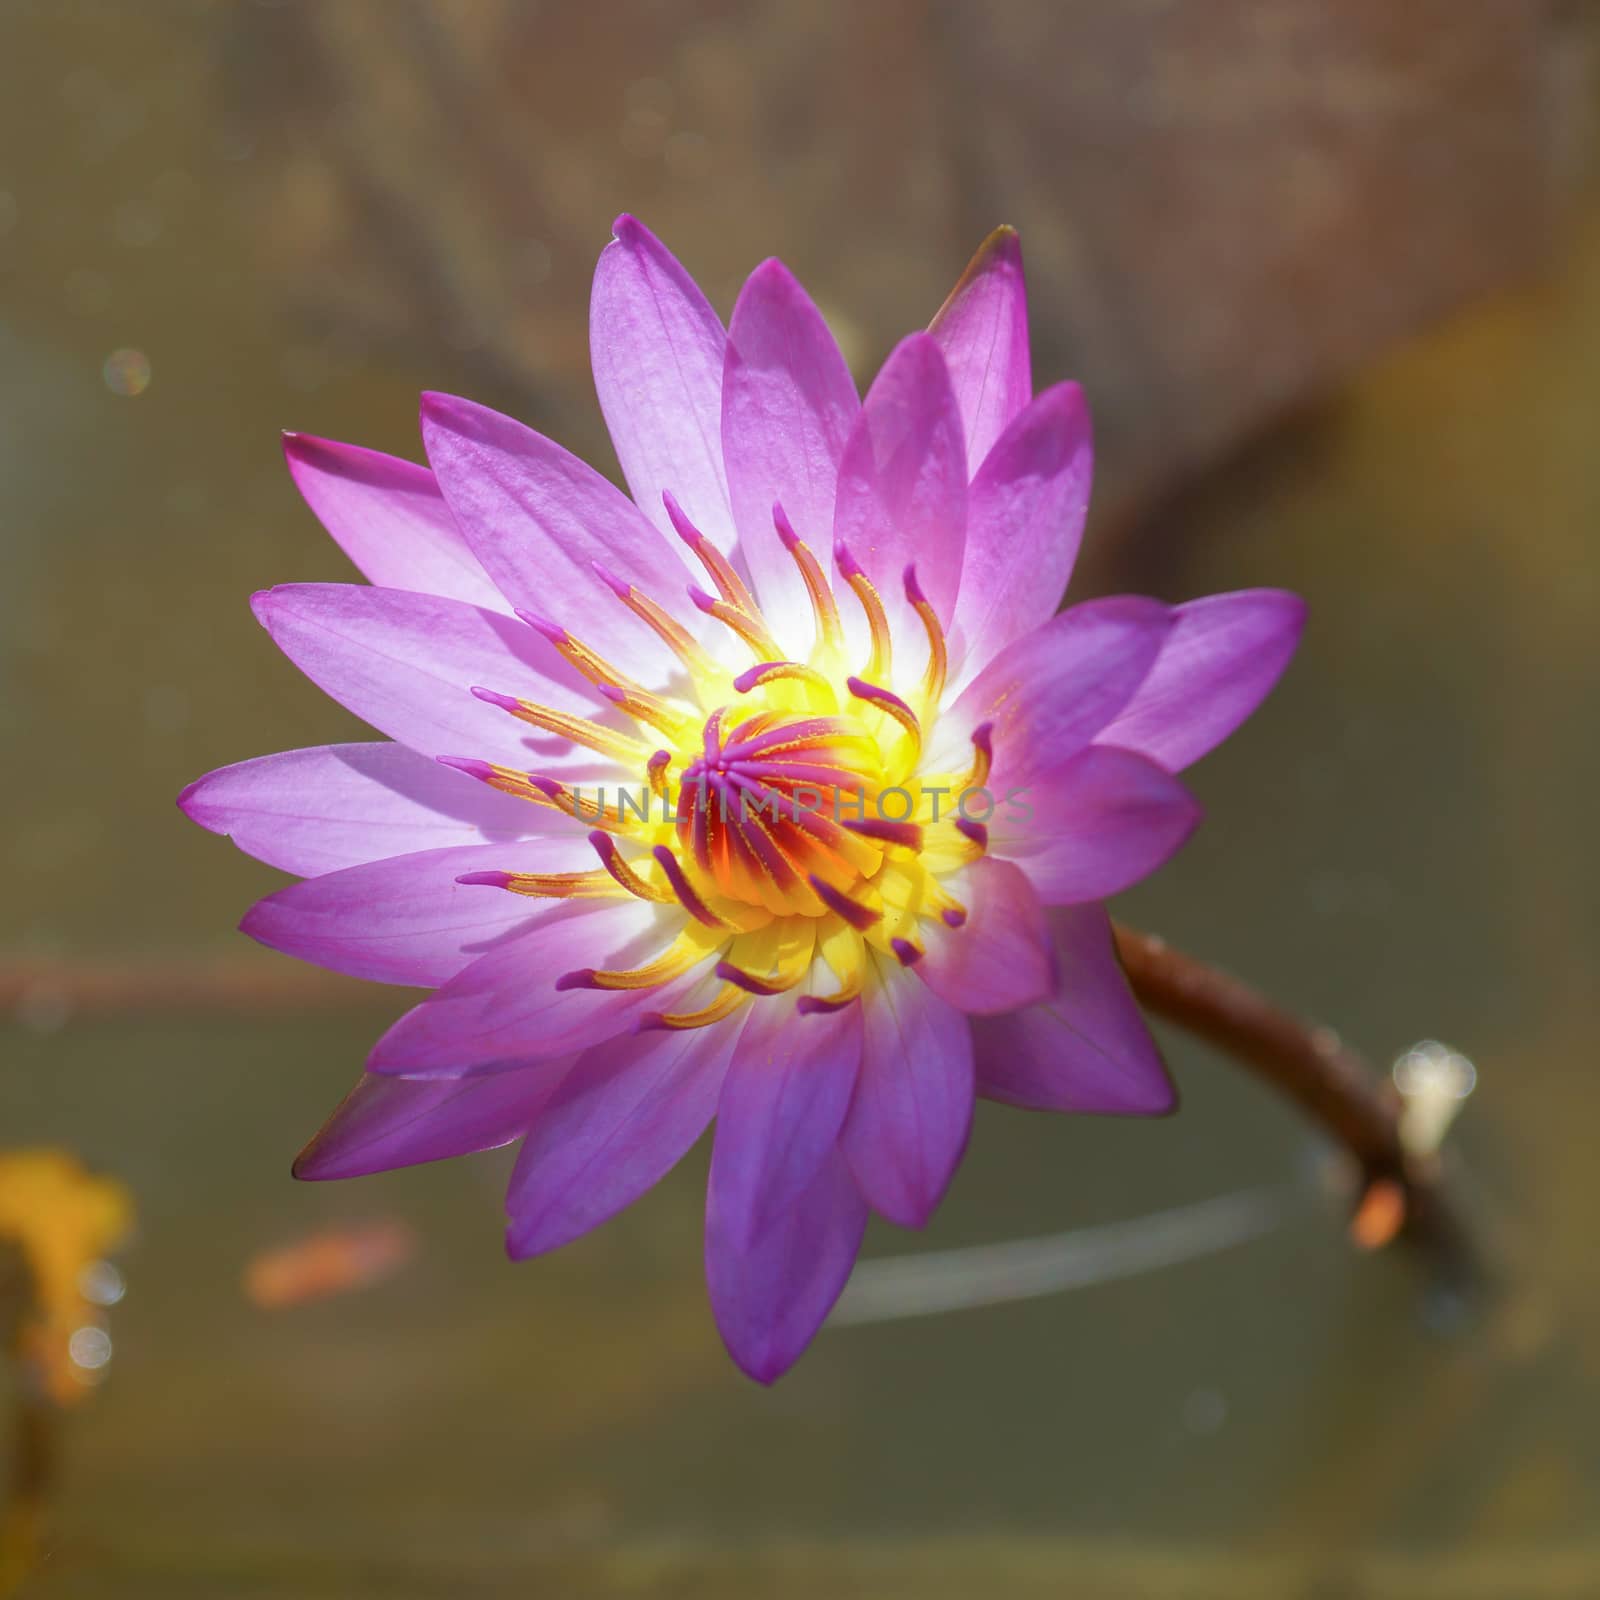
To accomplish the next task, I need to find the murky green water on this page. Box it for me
[3,5,1599,1594]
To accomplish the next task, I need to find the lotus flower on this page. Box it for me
[180,219,1303,1381]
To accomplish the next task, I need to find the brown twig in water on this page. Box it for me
[1113,922,1486,1291]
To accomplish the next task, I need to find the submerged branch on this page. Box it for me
[1112,923,1485,1291]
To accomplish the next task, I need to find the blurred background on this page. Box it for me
[2,1,1598,1594]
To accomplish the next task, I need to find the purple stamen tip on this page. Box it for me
[796,993,855,1016]
[554,968,599,991]
[890,937,922,967]
[807,873,880,930]
[686,583,718,614]
[455,870,511,888]
[595,682,627,704]
[648,749,672,771]
[469,685,520,712]
[903,564,926,605]
[526,774,563,799]
[662,490,703,547]
[590,560,632,600]
[834,542,864,581]
[586,828,616,859]
[941,907,968,929]
[971,722,994,758]
[733,662,784,695]
[772,502,800,550]
[514,608,567,645]
[635,1012,670,1033]
[955,818,989,848]
[436,755,494,781]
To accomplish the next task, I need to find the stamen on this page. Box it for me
[586,831,674,903]
[664,491,764,619]
[807,873,880,931]
[591,561,719,679]
[557,926,716,991]
[647,749,672,799]
[717,923,814,996]
[469,685,654,765]
[797,921,866,1013]
[513,607,660,705]
[687,584,781,660]
[732,660,837,705]
[436,756,567,817]
[835,543,892,682]
[890,936,923,967]
[903,565,948,709]
[773,503,844,654]
[941,905,968,929]
[846,677,923,770]
[523,773,632,834]
[653,844,729,929]
[455,868,622,900]
[594,681,698,743]
[955,818,989,851]
[639,982,748,1032]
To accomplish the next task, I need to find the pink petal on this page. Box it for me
[294,1064,565,1181]
[1095,590,1307,772]
[250,583,617,776]
[240,838,597,987]
[367,900,703,1075]
[832,332,967,656]
[178,742,542,877]
[972,905,1174,1115]
[917,857,1056,1015]
[840,958,975,1227]
[281,434,505,612]
[710,996,863,1251]
[505,1013,738,1257]
[419,392,702,683]
[705,1146,867,1384]
[928,225,1032,478]
[722,259,860,647]
[590,215,735,555]
[942,596,1172,790]
[950,383,1091,680]
[993,745,1202,905]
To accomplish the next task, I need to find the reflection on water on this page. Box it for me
[3,3,1600,1594]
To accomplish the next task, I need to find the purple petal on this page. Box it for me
[419,392,702,682]
[993,745,1201,905]
[917,857,1056,1015]
[506,1012,738,1257]
[1095,590,1307,772]
[294,1064,565,1181]
[711,996,863,1250]
[832,332,967,653]
[178,742,542,877]
[368,900,704,1075]
[705,1146,867,1384]
[840,958,975,1227]
[722,259,860,648]
[950,383,1090,678]
[590,215,736,555]
[972,904,1174,1115]
[942,597,1172,790]
[281,434,505,612]
[250,583,611,774]
[240,838,598,987]
[928,225,1032,478]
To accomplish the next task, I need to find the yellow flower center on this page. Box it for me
[462,498,993,1025]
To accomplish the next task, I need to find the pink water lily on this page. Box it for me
[180,219,1304,1381]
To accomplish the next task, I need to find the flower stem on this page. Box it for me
[1112,923,1485,1291]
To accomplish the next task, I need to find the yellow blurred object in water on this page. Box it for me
[0,1149,132,1404]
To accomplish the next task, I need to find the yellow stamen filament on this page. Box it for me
[838,559,892,683]
[648,982,749,1031]
[582,926,721,991]
[474,689,654,765]
[490,870,624,900]
[906,577,948,710]
[599,572,721,681]
[775,509,845,655]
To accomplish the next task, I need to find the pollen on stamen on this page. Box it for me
[807,874,879,931]
[653,844,727,928]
